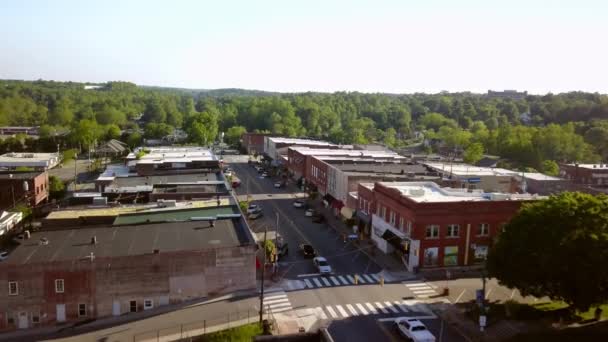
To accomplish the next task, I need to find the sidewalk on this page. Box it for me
[312,200,416,282]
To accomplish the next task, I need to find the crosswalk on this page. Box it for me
[287,273,382,290]
[303,299,436,320]
[403,281,438,298]
[262,290,293,314]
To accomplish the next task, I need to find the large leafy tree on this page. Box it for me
[487,192,608,311]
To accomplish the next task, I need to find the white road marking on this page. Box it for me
[325,306,338,318]
[356,274,367,284]
[321,277,331,286]
[336,305,349,318]
[371,274,380,281]
[346,304,359,316]
[267,302,291,309]
[347,275,356,283]
[385,301,399,313]
[375,302,389,314]
[455,289,466,303]
[365,302,378,314]
[264,293,287,300]
[303,279,313,288]
[297,273,322,278]
[412,289,436,294]
[362,274,375,283]
[271,306,293,313]
[338,276,349,285]
[356,303,369,315]
[314,307,328,319]
[396,301,409,313]
[265,298,289,305]
[313,278,323,287]
[330,276,340,286]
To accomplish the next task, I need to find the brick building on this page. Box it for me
[357,181,543,272]
[0,216,256,331]
[0,172,49,209]
[559,163,608,186]
[264,137,338,163]
[241,133,271,155]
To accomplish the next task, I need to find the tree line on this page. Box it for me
[1,80,607,171]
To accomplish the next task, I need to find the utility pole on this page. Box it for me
[74,155,77,192]
[275,212,280,243]
[480,267,487,332]
[259,225,268,325]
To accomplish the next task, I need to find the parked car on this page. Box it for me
[299,244,316,258]
[224,170,234,177]
[313,256,332,275]
[261,172,269,178]
[0,251,8,261]
[394,318,436,342]
[247,203,260,214]
[256,166,264,173]
[305,209,315,217]
[293,199,305,208]
[274,181,283,188]
[248,207,264,220]
[231,178,241,188]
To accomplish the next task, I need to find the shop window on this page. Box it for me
[423,247,439,266]
[144,299,154,310]
[78,303,87,317]
[130,300,137,313]
[474,245,488,262]
[8,281,18,296]
[425,225,439,239]
[444,246,459,266]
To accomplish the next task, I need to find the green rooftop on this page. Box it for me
[113,206,239,225]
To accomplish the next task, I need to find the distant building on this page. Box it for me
[0,126,39,136]
[0,171,49,209]
[264,137,338,163]
[560,163,608,186]
[95,139,128,158]
[358,181,544,271]
[0,152,60,171]
[487,90,528,100]
[125,147,220,176]
[241,132,272,155]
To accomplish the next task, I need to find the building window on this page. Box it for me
[399,217,404,230]
[405,221,412,236]
[444,246,459,266]
[423,247,439,266]
[474,245,489,262]
[389,211,396,226]
[55,279,65,293]
[78,303,87,317]
[447,224,460,238]
[32,314,40,324]
[8,281,18,296]
[129,300,137,313]
[381,206,387,220]
[477,223,490,236]
[425,225,439,239]
[144,299,154,310]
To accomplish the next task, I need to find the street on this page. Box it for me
[229,160,468,341]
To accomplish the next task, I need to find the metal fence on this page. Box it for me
[132,309,264,342]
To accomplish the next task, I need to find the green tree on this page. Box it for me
[225,126,247,146]
[487,192,608,311]
[71,119,102,151]
[463,142,484,164]
[105,124,122,140]
[48,175,66,200]
[126,132,143,148]
[541,160,560,176]
[383,127,397,147]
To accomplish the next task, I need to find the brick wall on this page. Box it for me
[307,157,329,194]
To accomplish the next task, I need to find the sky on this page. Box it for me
[1,0,607,94]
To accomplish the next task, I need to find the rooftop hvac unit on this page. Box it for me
[408,188,426,197]
[490,193,510,201]
[157,199,177,208]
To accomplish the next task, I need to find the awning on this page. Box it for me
[382,229,403,250]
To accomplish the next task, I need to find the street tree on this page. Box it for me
[487,192,608,311]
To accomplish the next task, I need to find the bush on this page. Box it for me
[239,200,249,213]
[49,175,66,200]
[62,149,77,162]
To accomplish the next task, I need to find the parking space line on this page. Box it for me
[325,306,338,318]
[321,277,331,286]
[384,301,399,313]
[346,304,359,316]
[330,276,340,286]
[365,302,378,314]
[356,303,369,315]
[375,302,389,314]
[336,305,349,318]
[338,276,349,285]
[303,279,313,288]
[312,278,323,287]
[363,274,375,283]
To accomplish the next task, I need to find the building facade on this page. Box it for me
[241,133,271,155]
[0,172,49,209]
[363,182,542,272]
[560,163,608,186]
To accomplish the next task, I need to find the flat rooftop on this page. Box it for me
[518,173,564,181]
[110,173,222,188]
[3,218,251,265]
[290,146,404,159]
[269,137,336,146]
[113,205,239,225]
[566,163,608,170]
[45,198,231,220]
[330,162,427,174]
[378,181,545,203]
[0,171,44,180]
[424,162,518,177]
[0,152,59,167]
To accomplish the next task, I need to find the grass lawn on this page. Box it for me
[532,301,608,320]
[195,323,263,342]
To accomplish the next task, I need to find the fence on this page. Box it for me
[132,309,264,342]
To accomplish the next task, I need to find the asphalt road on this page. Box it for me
[229,161,468,341]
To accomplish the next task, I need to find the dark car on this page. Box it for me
[300,244,316,258]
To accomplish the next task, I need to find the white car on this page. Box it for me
[224,170,233,177]
[293,200,305,208]
[246,204,260,214]
[274,181,283,188]
[313,257,332,275]
[395,318,436,342]
[305,209,315,217]
[0,251,8,261]
[261,172,269,178]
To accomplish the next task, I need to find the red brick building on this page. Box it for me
[559,163,608,186]
[0,172,49,210]
[241,133,271,155]
[359,181,543,271]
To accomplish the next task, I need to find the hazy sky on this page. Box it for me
[1,0,607,93]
